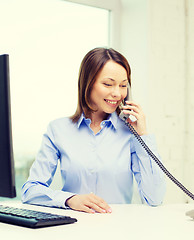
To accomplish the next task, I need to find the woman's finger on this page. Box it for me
[88,193,112,213]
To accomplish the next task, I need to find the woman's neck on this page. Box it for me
[88,111,109,134]
[90,111,108,124]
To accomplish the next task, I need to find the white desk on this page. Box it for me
[0,202,194,240]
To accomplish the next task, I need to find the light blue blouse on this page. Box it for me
[21,112,166,208]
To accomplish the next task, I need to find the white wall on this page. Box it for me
[120,0,194,203]
[147,0,186,203]
[184,0,194,203]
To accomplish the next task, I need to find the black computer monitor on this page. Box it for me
[0,54,16,198]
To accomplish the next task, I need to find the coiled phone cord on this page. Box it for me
[121,115,194,201]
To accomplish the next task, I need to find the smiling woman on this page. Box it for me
[21,47,166,213]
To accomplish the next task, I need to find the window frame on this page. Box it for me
[64,0,121,50]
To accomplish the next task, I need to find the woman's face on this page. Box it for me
[89,60,128,116]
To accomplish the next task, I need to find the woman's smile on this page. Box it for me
[104,99,120,107]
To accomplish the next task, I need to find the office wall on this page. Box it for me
[184,0,194,203]
[148,0,186,203]
[120,0,194,203]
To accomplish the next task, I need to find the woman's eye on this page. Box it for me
[121,85,127,88]
[103,83,112,86]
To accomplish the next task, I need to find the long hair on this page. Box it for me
[70,47,131,122]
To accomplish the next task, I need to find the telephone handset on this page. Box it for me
[119,84,137,122]
[119,86,194,202]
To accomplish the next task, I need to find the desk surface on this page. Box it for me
[0,202,194,240]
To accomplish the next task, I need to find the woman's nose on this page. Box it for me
[111,87,121,98]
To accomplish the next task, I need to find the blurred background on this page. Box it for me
[0,0,194,204]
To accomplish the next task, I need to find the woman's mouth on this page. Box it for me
[104,99,119,106]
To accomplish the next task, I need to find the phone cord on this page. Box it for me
[124,119,194,201]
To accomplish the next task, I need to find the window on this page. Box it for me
[0,0,109,200]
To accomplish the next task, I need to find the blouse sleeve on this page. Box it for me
[130,134,166,206]
[21,123,75,208]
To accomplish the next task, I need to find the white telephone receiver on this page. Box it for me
[119,85,136,122]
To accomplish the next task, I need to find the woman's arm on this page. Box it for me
[122,100,166,205]
[21,124,75,208]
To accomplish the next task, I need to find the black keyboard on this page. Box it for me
[0,205,77,228]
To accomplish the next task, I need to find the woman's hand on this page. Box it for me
[122,101,148,136]
[66,193,112,214]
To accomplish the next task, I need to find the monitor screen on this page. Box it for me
[0,54,16,198]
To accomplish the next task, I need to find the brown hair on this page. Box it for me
[70,47,131,122]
